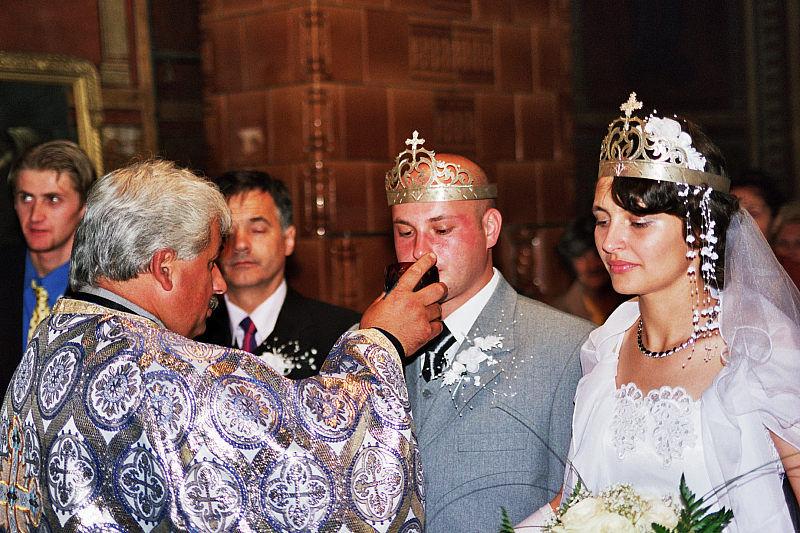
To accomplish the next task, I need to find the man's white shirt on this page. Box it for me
[440,268,500,367]
[226,279,288,349]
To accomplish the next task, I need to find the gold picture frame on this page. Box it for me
[0,51,103,174]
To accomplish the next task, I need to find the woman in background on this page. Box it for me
[772,201,800,289]
[729,170,785,242]
[549,215,628,325]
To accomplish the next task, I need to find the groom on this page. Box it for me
[386,132,595,531]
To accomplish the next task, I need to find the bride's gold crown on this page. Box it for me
[385,131,497,205]
[598,93,730,193]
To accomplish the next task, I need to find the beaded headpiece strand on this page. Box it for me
[601,93,728,361]
[385,131,497,205]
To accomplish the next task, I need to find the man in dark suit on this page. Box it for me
[0,140,97,395]
[196,170,360,379]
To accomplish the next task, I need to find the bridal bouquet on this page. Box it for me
[500,475,732,533]
[542,481,679,533]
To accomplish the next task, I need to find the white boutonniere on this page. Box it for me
[259,346,296,376]
[441,335,503,390]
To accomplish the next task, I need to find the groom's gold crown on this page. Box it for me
[599,93,730,193]
[385,131,497,205]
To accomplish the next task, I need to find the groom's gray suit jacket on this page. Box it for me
[406,275,594,532]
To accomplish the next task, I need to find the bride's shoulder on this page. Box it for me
[592,299,639,342]
[581,299,639,371]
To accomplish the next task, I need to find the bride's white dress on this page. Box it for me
[564,300,796,532]
[571,380,718,505]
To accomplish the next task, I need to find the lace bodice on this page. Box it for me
[568,374,715,508]
[611,383,699,469]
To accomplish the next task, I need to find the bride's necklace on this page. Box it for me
[636,317,696,358]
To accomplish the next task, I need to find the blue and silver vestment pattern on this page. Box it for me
[0,298,423,532]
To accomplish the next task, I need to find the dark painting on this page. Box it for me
[0,80,77,246]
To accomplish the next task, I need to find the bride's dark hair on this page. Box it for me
[606,118,739,288]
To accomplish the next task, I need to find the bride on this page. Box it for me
[519,94,800,532]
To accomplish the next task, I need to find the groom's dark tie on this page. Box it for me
[420,325,456,382]
[239,316,258,353]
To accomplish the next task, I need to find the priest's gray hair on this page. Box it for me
[70,159,232,288]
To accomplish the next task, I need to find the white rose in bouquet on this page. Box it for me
[556,497,604,526]
[592,512,638,533]
[636,494,680,530]
[552,497,637,533]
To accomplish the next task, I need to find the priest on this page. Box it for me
[0,158,445,533]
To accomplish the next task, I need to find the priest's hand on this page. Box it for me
[361,253,447,357]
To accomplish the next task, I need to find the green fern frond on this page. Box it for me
[563,477,583,509]
[498,507,515,533]
[668,474,733,533]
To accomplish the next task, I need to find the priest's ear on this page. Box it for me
[151,249,177,291]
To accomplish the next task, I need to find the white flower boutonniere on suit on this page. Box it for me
[441,335,503,389]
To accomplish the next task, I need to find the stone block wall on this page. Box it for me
[201,0,575,310]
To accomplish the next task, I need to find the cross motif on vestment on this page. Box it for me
[0,417,41,532]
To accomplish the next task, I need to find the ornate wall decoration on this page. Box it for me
[200,1,576,310]
[330,238,359,310]
[98,0,132,86]
[750,0,796,184]
[301,8,331,79]
[303,85,334,156]
[430,0,471,16]
[435,96,476,153]
[303,162,335,236]
[410,23,493,84]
